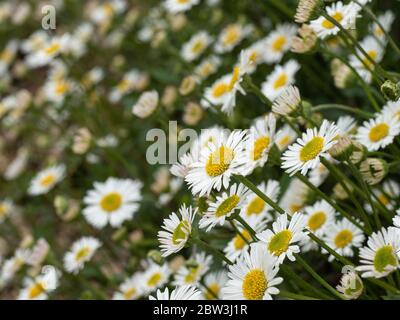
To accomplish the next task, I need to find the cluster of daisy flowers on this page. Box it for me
[1,0,400,301]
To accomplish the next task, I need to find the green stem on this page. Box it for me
[312,104,373,119]
[191,237,233,265]
[295,254,345,300]
[242,75,272,108]
[279,290,320,300]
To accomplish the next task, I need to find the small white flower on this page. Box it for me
[181,31,212,62]
[28,164,66,196]
[63,237,101,274]
[264,24,297,64]
[113,273,143,300]
[142,261,171,294]
[132,90,159,119]
[164,0,200,13]
[149,285,202,300]
[173,253,213,286]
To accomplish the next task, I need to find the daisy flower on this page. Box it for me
[281,120,339,176]
[222,244,283,300]
[63,237,101,274]
[18,266,58,300]
[43,77,73,105]
[356,227,400,278]
[224,215,267,262]
[279,178,310,214]
[370,11,395,43]
[0,199,13,223]
[28,164,66,196]
[149,285,201,300]
[349,36,384,83]
[142,261,171,294]
[158,204,197,257]
[173,252,213,286]
[256,212,308,264]
[355,113,400,151]
[199,183,249,231]
[241,180,280,220]
[272,85,302,117]
[194,55,221,81]
[336,115,357,137]
[264,24,297,64]
[181,31,212,62]
[113,273,143,300]
[308,155,334,187]
[132,90,159,119]
[0,40,18,76]
[214,23,252,54]
[0,248,30,286]
[309,1,360,39]
[261,60,300,101]
[243,39,268,74]
[164,0,200,13]
[27,34,70,68]
[366,179,400,213]
[393,209,400,229]
[202,74,231,107]
[185,130,248,196]
[303,200,336,237]
[275,124,298,151]
[242,114,276,175]
[83,177,142,229]
[323,219,365,261]
[336,269,364,300]
[380,100,400,123]
[201,270,228,300]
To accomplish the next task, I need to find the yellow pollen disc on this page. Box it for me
[215,195,240,217]
[223,26,240,46]
[374,245,398,273]
[0,204,6,217]
[199,63,213,77]
[334,229,353,248]
[0,49,12,62]
[246,196,265,216]
[268,230,293,256]
[253,136,270,160]
[307,211,327,231]
[289,204,303,214]
[178,0,190,3]
[228,66,240,91]
[55,81,69,95]
[249,51,258,63]
[117,79,130,91]
[100,192,122,212]
[272,35,286,52]
[300,136,324,162]
[204,283,220,300]
[369,123,389,142]
[278,135,290,148]
[147,272,162,286]
[184,266,199,283]
[40,174,56,187]
[374,27,384,37]
[103,3,114,15]
[44,42,61,55]
[123,288,137,300]
[191,40,204,54]
[363,50,378,67]
[212,82,229,98]
[378,194,389,206]
[205,146,234,177]
[75,247,90,261]
[172,220,189,244]
[28,282,45,299]
[233,230,252,250]
[273,73,288,90]
[322,12,343,29]
[242,269,267,300]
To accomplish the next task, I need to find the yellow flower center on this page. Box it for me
[228,66,240,91]
[223,26,240,46]
[374,245,398,273]
[233,230,252,250]
[322,12,343,29]
[363,50,378,68]
[100,192,122,212]
[273,73,288,90]
[75,247,90,261]
[117,79,130,91]
[191,40,205,54]
[374,27,384,37]
[178,0,190,3]
[55,81,69,95]
[242,269,267,300]
[307,211,327,231]
[0,204,7,217]
[246,196,265,216]
[369,123,389,142]
[272,35,286,52]
[334,229,353,248]
[44,42,61,55]
[103,3,114,16]
[28,282,45,299]
[289,204,303,214]
[0,49,13,62]
[172,220,190,244]
[249,51,258,63]
[123,287,137,300]
[205,146,234,177]
[299,136,324,162]
[204,283,220,300]
[212,82,229,98]
[378,194,389,206]
[147,272,162,287]
[184,266,200,284]
[268,230,293,256]
[253,136,270,161]
[40,174,56,187]
[278,135,290,148]
[215,195,240,217]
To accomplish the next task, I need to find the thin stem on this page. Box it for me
[234,215,258,240]
[279,290,320,300]
[242,75,272,108]
[312,104,373,119]
[191,237,233,265]
[295,254,345,300]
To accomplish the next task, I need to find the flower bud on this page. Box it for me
[360,158,388,185]
[179,75,197,96]
[381,80,400,101]
[328,136,354,161]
